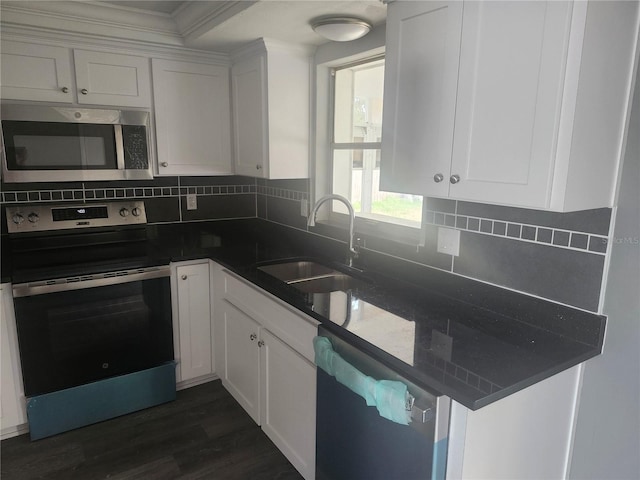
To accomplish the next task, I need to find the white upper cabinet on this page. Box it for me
[74,50,151,107]
[231,54,267,177]
[381,0,640,211]
[380,1,463,198]
[1,41,73,103]
[449,1,572,208]
[1,41,151,108]
[231,39,311,179]
[152,59,232,176]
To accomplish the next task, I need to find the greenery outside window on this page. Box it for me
[331,57,423,228]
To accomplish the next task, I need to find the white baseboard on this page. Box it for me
[1,423,29,441]
[176,373,219,391]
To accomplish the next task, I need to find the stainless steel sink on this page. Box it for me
[257,260,365,293]
[257,261,335,283]
[289,274,365,293]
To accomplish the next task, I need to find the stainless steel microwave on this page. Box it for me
[1,104,153,183]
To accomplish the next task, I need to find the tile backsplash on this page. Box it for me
[2,175,610,312]
[1,176,258,225]
[253,180,610,313]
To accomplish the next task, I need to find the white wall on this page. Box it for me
[568,46,640,480]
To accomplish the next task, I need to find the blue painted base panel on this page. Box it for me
[432,437,449,480]
[26,362,176,441]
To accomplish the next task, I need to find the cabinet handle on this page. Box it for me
[250,333,257,341]
[80,88,88,95]
[258,340,265,348]
[61,87,69,93]
[433,173,444,183]
[450,174,460,184]
[181,275,187,280]
[161,162,169,167]
[256,164,262,170]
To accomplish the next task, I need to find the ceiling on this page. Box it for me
[98,0,387,52]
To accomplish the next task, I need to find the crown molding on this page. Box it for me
[0,1,261,52]
[174,1,257,41]
[231,37,315,63]
[0,2,183,46]
[0,25,230,66]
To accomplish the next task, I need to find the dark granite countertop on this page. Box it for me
[144,219,605,410]
[3,218,605,410]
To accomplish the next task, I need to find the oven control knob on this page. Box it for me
[119,208,130,217]
[12,213,24,225]
[131,207,142,217]
[27,213,39,223]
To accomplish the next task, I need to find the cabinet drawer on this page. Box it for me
[222,271,318,363]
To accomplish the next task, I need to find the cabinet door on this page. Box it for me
[449,1,573,208]
[1,285,27,438]
[74,50,151,107]
[260,329,316,480]
[175,263,212,382]
[231,54,267,177]
[153,59,233,176]
[380,1,463,196]
[219,301,261,424]
[1,41,73,103]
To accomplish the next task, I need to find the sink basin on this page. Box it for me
[257,260,366,293]
[257,261,336,283]
[289,274,365,293]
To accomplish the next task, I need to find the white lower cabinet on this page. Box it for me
[1,284,27,439]
[214,266,317,480]
[171,261,215,388]
[218,301,261,422]
[260,329,316,480]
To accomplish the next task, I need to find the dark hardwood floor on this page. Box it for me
[1,380,304,479]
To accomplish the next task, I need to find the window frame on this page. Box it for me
[324,55,424,242]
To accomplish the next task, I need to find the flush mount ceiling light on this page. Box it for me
[311,16,372,42]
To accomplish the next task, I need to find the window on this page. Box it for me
[331,57,423,228]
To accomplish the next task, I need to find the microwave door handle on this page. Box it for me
[114,124,125,170]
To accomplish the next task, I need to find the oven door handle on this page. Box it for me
[12,266,170,297]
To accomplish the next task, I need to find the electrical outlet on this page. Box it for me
[186,194,197,210]
[300,199,308,217]
[437,227,460,256]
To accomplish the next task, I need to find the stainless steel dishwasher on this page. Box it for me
[316,325,451,480]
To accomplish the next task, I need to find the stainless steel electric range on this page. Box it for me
[5,200,175,440]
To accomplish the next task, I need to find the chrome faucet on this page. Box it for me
[307,194,358,267]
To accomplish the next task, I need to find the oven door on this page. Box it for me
[12,267,173,398]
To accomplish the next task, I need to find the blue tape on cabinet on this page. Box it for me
[26,362,176,440]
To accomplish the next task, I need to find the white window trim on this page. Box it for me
[311,25,423,245]
[327,58,423,233]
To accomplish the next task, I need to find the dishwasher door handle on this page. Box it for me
[407,395,435,423]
